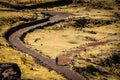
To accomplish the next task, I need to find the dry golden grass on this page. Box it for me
[24,4,120,80]
[0,0,120,79]
[2,0,57,6]
[71,40,120,80]
[0,10,65,80]
[24,27,93,59]
[24,6,120,59]
[0,47,65,80]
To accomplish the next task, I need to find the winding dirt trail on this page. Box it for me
[57,39,118,65]
[5,11,86,80]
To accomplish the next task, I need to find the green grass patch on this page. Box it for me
[68,41,78,44]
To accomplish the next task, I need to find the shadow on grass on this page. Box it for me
[0,0,73,10]
[4,16,64,43]
[4,18,49,40]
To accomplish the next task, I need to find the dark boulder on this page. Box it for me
[0,63,21,80]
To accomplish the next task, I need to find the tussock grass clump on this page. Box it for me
[2,0,56,5]
[0,10,65,79]
[100,50,120,67]
[73,18,118,28]
[73,0,119,9]
[85,65,108,75]
[68,41,78,44]
[0,11,36,26]
[0,17,21,25]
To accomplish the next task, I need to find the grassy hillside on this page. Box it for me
[0,0,120,80]
[1,0,56,5]
[0,8,65,80]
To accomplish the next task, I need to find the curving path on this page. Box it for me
[5,11,86,80]
[57,39,118,65]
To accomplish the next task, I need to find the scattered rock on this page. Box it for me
[0,63,21,80]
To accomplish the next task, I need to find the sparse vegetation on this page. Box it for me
[0,4,65,79]
[62,35,68,37]
[73,0,119,10]
[2,0,56,6]
[68,41,78,44]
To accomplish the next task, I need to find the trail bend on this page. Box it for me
[5,11,86,80]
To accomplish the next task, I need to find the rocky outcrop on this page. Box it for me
[0,63,21,80]
[56,55,71,66]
